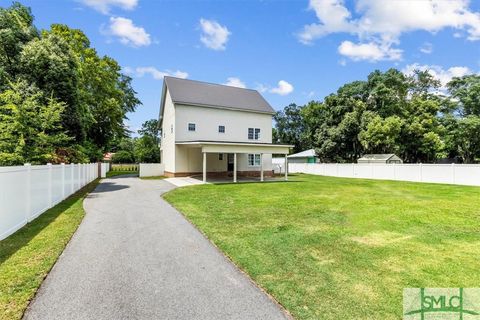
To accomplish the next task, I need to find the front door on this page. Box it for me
[227,154,234,171]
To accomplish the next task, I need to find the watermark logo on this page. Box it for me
[404,288,480,319]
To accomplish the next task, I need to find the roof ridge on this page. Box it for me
[164,76,260,93]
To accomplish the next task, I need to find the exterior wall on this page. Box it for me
[160,89,176,173]
[175,104,272,143]
[173,146,272,175]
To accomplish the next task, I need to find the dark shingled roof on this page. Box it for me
[164,76,275,114]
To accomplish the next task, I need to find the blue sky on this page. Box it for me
[5,0,480,134]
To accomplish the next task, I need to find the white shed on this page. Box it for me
[357,154,402,164]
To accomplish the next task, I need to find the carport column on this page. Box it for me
[260,153,264,182]
[203,152,207,183]
[284,154,288,181]
[233,153,237,183]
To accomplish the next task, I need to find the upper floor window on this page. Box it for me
[170,124,173,133]
[218,125,225,133]
[248,128,260,140]
[188,123,196,131]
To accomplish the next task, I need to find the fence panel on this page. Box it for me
[139,163,164,177]
[288,162,480,187]
[0,163,99,240]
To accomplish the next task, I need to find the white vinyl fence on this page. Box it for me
[289,163,480,187]
[0,163,99,240]
[139,163,164,177]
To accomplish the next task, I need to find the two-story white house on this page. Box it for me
[158,77,292,182]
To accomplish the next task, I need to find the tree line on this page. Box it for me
[274,69,480,163]
[0,2,145,165]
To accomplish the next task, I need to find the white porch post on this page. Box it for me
[260,153,264,182]
[284,154,288,181]
[203,152,207,183]
[233,153,237,183]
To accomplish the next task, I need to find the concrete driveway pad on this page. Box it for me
[23,176,290,320]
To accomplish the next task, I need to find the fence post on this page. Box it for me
[393,163,396,180]
[47,163,53,207]
[61,163,65,199]
[24,163,31,222]
[419,163,423,182]
[77,163,81,190]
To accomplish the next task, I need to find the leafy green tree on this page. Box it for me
[0,81,70,165]
[448,75,480,116]
[19,32,82,140]
[0,2,38,89]
[273,103,308,153]
[359,115,403,154]
[134,119,160,163]
[447,116,480,163]
[111,150,135,164]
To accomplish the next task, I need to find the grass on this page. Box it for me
[164,174,480,320]
[139,175,166,180]
[0,180,99,320]
[106,170,138,178]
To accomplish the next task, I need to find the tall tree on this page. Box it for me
[0,2,38,89]
[273,103,307,153]
[0,81,70,165]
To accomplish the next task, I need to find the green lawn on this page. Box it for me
[139,175,166,180]
[106,170,138,178]
[164,174,480,320]
[0,180,99,320]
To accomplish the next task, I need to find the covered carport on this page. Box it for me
[175,141,292,183]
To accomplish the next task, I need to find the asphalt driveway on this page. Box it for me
[23,176,289,320]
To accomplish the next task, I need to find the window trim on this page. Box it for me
[247,154,261,167]
[248,127,261,140]
[188,123,196,132]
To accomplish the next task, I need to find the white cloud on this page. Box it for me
[108,17,151,47]
[81,0,138,14]
[299,0,480,61]
[270,80,294,95]
[338,40,402,61]
[199,18,231,50]
[402,63,472,88]
[420,42,433,54]
[224,77,246,88]
[130,67,188,80]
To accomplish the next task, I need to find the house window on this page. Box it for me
[218,125,225,133]
[248,128,260,140]
[219,153,223,160]
[188,123,196,131]
[248,154,261,166]
[171,124,173,133]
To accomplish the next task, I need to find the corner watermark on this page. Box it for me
[404,288,480,319]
